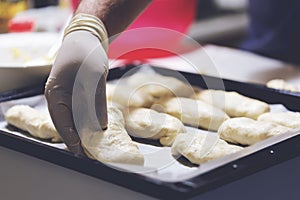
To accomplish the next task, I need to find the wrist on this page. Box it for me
[64,13,109,53]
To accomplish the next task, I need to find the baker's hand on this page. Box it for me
[45,30,108,156]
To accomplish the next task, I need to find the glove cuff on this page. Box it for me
[64,13,109,52]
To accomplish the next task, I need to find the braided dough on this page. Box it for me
[81,106,144,165]
[126,72,194,98]
[171,132,243,165]
[218,117,291,145]
[258,112,300,129]
[124,108,186,146]
[266,79,299,92]
[194,90,270,119]
[5,105,62,142]
[152,97,229,131]
[106,83,154,108]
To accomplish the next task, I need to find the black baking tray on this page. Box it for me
[0,65,299,200]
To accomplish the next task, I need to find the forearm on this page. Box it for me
[76,0,152,37]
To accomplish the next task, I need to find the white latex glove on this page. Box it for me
[45,30,108,156]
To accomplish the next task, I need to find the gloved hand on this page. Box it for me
[45,30,108,156]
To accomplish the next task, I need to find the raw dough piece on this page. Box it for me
[106,83,154,108]
[81,106,144,165]
[258,112,300,129]
[218,117,291,145]
[194,90,270,119]
[266,79,299,92]
[5,105,62,142]
[171,132,243,165]
[124,108,186,146]
[152,97,229,131]
[126,72,194,98]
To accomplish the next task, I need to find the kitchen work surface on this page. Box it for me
[147,45,300,86]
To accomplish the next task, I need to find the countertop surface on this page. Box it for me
[147,45,300,86]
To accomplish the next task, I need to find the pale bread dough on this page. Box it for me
[194,90,270,119]
[106,83,154,108]
[171,132,243,165]
[126,72,194,98]
[258,112,300,129]
[218,117,291,145]
[152,97,229,131]
[81,106,144,165]
[5,105,62,142]
[266,79,299,92]
[124,108,186,146]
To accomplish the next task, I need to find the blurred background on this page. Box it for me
[0,0,248,48]
[1,0,300,92]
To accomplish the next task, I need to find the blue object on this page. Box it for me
[241,0,300,65]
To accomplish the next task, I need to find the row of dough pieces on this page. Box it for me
[107,72,299,144]
[5,72,300,166]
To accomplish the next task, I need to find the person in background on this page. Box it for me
[242,0,300,65]
[45,0,300,155]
